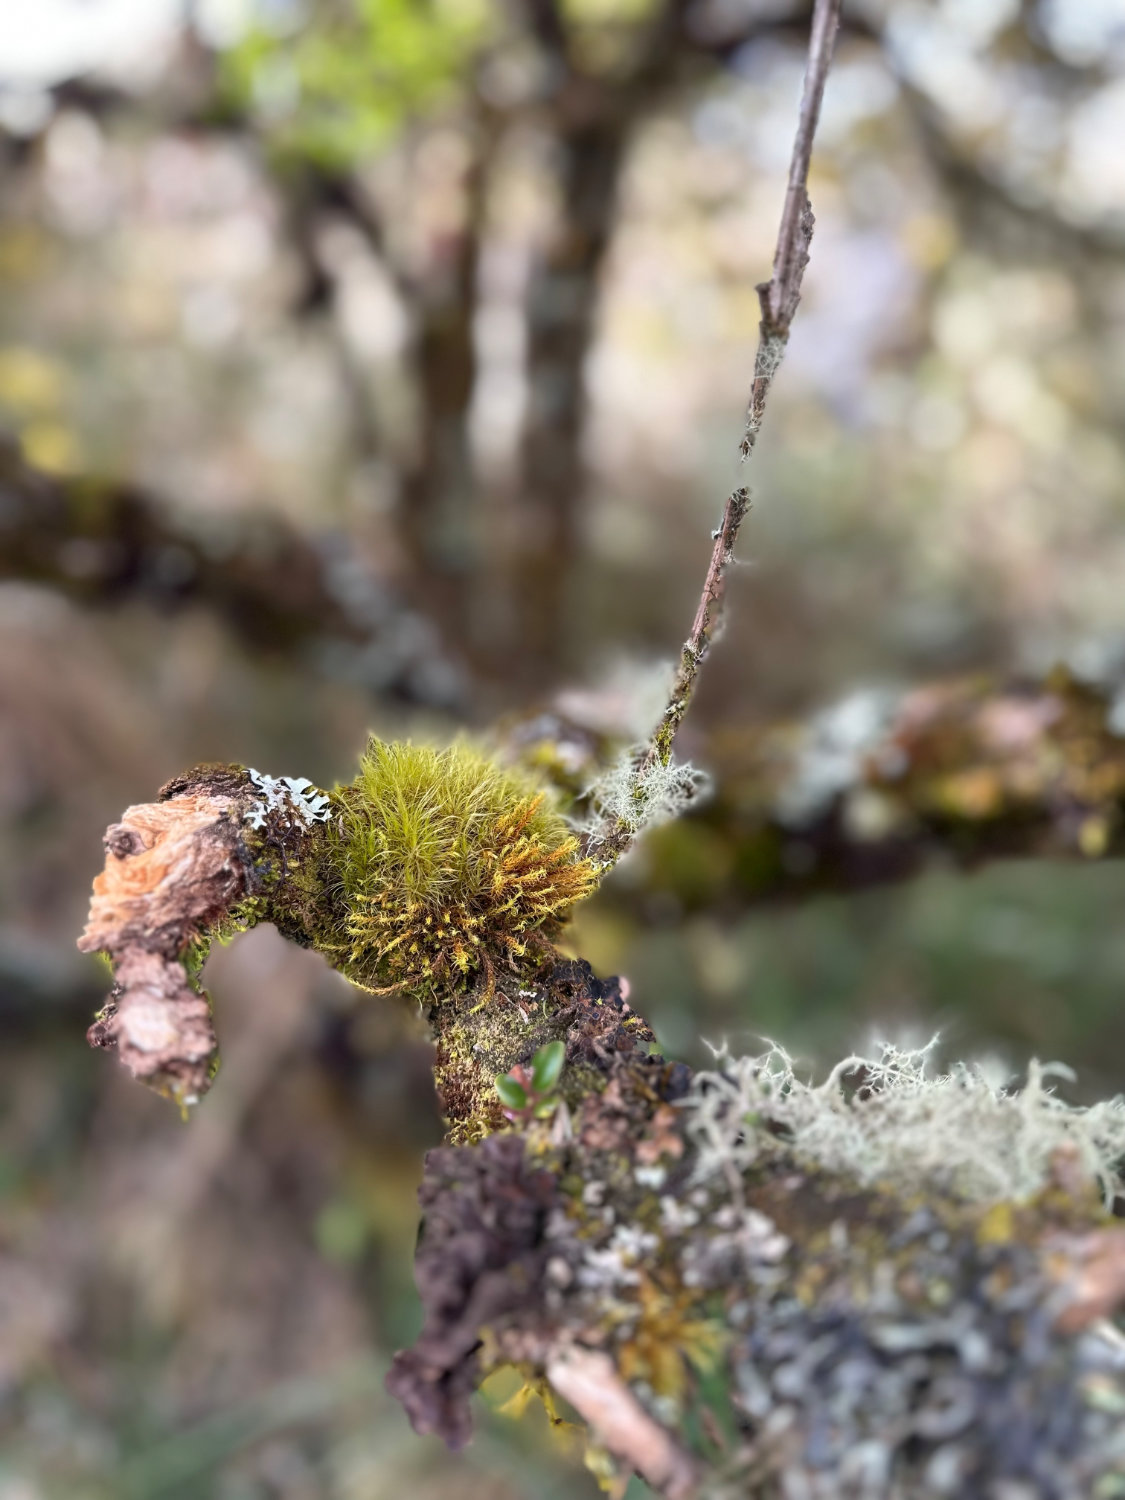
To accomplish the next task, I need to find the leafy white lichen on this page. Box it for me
[684,1039,1125,1207]
[244,770,332,831]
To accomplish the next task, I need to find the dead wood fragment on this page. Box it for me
[384,1134,560,1450]
[1049,1227,1125,1335]
[78,786,251,1103]
[546,1345,698,1499]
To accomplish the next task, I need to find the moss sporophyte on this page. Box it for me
[255,741,602,1003]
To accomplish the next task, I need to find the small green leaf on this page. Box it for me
[533,1098,558,1119]
[531,1040,566,1094]
[495,1074,528,1111]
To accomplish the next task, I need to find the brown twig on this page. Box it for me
[592,0,841,860]
[545,1346,698,1498]
[758,0,841,346]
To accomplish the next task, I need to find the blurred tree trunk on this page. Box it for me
[513,98,628,680]
[397,116,496,644]
[497,0,693,685]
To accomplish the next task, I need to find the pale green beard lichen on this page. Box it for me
[584,751,709,845]
[685,1041,1125,1206]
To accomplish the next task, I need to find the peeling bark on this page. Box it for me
[77,776,254,1103]
[77,786,249,1098]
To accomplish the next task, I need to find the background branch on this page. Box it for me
[0,438,462,704]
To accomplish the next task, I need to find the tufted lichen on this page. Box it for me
[683,1041,1125,1208]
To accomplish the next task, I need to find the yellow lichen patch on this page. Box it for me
[333,741,600,999]
[617,1277,726,1404]
[977,1201,1016,1246]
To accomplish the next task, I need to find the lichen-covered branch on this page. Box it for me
[590,0,842,864]
[78,743,1125,1495]
[389,1024,1125,1497]
[511,667,1125,910]
[649,668,1125,910]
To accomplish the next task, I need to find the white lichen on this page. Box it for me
[681,1204,790,1288]
[244,769,332,831]
[684,1040,1125,1207]
[577,1224,660,1290]
[583,751,710,842]
[774,686,899,829]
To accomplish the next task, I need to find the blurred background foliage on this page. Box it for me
[2,0,1125,1496]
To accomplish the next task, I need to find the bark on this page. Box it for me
[77,773,253,1102]
[396,115,494,643]
[512,90,631,677]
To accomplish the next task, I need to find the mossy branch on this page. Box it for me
[77,748,605,1113]
[388,1026,1125,1496]
[0,437,459,704]
[577,666,1125,911]
[77,747,1125,1496]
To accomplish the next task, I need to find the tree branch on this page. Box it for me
[567,668,1125,910]
[0,439,463,704]
[590,0,841,862]
[760,0,839,344]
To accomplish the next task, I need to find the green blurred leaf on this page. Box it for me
[219,0,495,170]
[315,1196,369,1264]
[495,1073,528,1111]
[530,1039,565,1094]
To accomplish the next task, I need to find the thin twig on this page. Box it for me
[760,0,842,342]
[592,0,841,860]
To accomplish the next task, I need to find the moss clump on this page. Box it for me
[331,741,600,999]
